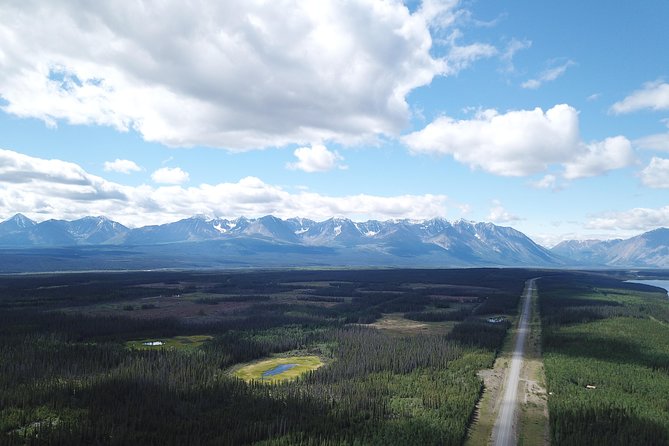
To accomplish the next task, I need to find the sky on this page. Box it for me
[1,0,669,247]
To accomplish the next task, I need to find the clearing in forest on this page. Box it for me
[233,356,324,383]
[368,313,456,335]
[126,334,213,350]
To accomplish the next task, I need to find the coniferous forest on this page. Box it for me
[539,273,669,446]
[0,268,533,445]
[2,268,669,445]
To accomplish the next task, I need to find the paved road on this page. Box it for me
[492,278,536,446]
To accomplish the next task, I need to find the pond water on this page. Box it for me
[626,280,669,297]
[263,363,297,377]
[143,341,164,346]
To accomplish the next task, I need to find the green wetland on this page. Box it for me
[0,268,668,445]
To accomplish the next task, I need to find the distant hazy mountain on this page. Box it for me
[0,214,128,246]
[0,213,37,245]
[0,214,563,269]
[4,213,669,270]
[551,228,669,267]
[125,216,221,244]
[551,239,620,265]
[0,213,36,233]
[67,216,129,244]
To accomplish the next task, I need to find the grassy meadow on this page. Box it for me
[126,334,214,350]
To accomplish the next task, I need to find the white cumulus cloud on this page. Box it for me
[403,104,580,176]
[635,133,669,151]
[530,174,559,190]
[0,0,480,150]
[0,148,450,226]
[562,136,634,180]
[287,144,346,173]
[103,159,141,174]
[487,200,521,223]
[640,157,669,188]
[151,167,190,185]
[403,104,634,178]
[610,80,669,114]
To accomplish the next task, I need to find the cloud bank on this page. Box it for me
[0,148,449,226]
[0,0,471,150]
[587,206,669,232]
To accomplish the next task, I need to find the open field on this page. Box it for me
[233,355,324,383]
[126,334,213,350]
[367,313,457,335]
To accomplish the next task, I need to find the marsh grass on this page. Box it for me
[233,355,324,383]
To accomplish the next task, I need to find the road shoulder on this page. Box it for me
[465,334,513,446]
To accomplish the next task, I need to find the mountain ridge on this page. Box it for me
[2,213,669,269]
[0,213,560,268]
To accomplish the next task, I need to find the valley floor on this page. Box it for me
[1,268,667,445]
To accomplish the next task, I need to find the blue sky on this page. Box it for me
[1,0,668,246]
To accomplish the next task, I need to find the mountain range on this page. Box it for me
[0,213,667,271]
[552,228,669,268]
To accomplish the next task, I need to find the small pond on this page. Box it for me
[263,363,297,377]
